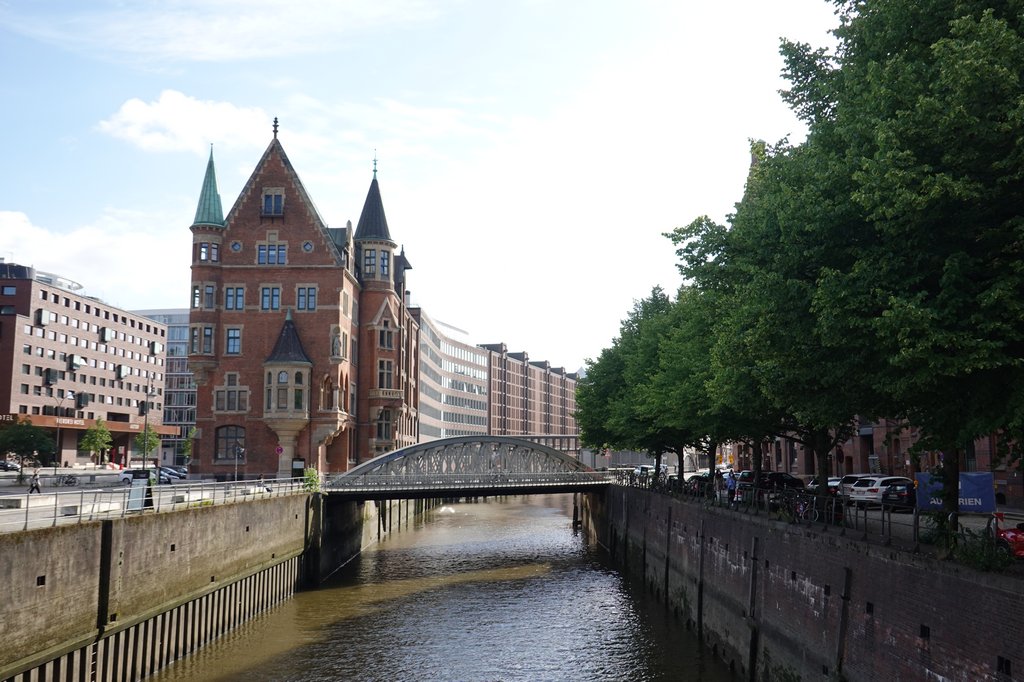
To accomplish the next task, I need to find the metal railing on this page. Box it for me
[0,476,311,534]
[618,475,928,551]
[327,471,614,494]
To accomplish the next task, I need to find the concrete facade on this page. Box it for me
[0,260,173,467]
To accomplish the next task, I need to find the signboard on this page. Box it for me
[915,472,996,513]
[275,445,284,455]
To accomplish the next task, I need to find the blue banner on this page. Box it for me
[915,472,996,513]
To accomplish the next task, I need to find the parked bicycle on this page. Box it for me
[56,474,79,487]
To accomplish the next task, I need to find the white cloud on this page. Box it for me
[0,211,191,313]
[98,90,270,155]
[2,0,444,62]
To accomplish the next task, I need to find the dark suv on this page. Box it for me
[737,470,804,491]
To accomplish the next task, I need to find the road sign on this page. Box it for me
[275,445,283,455]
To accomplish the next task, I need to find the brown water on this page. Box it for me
[155,494,734,681]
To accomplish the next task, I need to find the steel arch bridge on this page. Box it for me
[324,436,610,500]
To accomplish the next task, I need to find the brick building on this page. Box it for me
[185,124,579,479]
[186,126,416,478]
[0,260,172,466]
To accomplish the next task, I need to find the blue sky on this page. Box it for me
[0,0,838,372]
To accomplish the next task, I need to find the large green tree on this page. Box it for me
[80,418,113,464]
[786,1,1024,521]
[0,418,54,467]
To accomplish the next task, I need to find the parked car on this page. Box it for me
[119,468,171,485]
[167,465,189,476]
[880,481,917,511]
[838,473,874,499]
[849,476,914,508]
[994,513,1024,559]
[807,476,842,495]
[0,460,21,472]
[159,466,186,479]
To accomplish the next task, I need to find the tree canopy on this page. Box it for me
[576,0,1024,517]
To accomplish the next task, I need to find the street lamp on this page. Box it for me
[234,444,245,482]
[142,384,157,484]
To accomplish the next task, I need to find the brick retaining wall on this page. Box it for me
[585,486,1023,681]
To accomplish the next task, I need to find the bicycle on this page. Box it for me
[56,474,79,487]
[792,496,819,522]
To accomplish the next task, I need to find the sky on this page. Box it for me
[0,0,840,373]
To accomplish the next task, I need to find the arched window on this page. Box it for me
[215,425,245,462]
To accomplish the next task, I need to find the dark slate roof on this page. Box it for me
[192,148,225,227]
[265,310,312,365]
[354,177,392,242]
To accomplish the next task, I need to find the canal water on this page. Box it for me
[155,494,734,682]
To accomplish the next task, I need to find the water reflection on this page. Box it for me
[156,495,733,682]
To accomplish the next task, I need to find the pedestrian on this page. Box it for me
[258,473,271,493]
[726,470,737,508]
[28,468,42,494]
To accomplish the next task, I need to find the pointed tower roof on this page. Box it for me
[192,147,225,227]
[354,174,392,242]
[265,310,312,365]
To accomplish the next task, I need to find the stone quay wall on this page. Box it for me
[582,485,1024,682]
[1,492,428,682]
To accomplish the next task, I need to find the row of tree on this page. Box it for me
[576,0,1024,526]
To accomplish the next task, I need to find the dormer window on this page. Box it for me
[262,188,284,216]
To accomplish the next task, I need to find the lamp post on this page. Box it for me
[234,444,245,482]
[51,388,73,475]
[142,384,157,484]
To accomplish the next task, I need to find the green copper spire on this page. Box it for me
[193,146,225,227]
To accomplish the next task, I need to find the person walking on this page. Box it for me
[726,470,738,508]
[28,468,42,494]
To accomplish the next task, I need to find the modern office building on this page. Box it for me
[135,309,196,467]
[0,260,172,466]
[413,310,489,441]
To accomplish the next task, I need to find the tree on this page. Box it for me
[783,1,1024,523]
[577,288,683,473]
[179,426,197,467]
[80,418,113,464]
[134,426,161,470]
[0,418,54,468]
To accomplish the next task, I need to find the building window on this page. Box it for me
[202,326,214,354]
[376,409,392,440]
[214,373,248,412]
[226,328,241,354]
[191,286,200,309]
[297,287,317,311]
[378,360,393,389]
[214,425,246,461]
[261,287,281,311]
[262,189,284,216]
[379,321,393,349]
[203,285,215,309]
[381,250,390,277]
[211,243,220,262]
[363,249,376,276]
[258,244,287,265]
[225,287,244,310]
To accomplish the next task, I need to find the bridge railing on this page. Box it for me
[327,471,614,492]
[0,476,310,534]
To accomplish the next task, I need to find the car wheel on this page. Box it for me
[121,478,132,485]
[997,540,1012,558]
